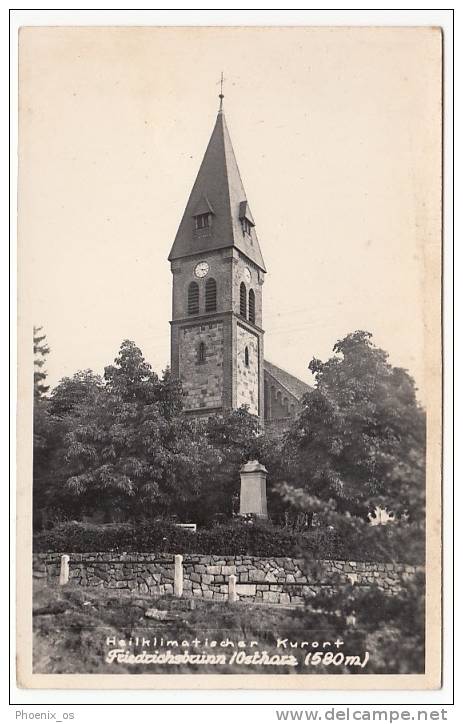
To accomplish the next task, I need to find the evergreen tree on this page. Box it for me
[33,326,50,399]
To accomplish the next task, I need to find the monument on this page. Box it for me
[239,460,268,519]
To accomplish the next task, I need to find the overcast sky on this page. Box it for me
[19,26,441,400]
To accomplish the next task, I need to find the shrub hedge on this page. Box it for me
[33,519,423,564]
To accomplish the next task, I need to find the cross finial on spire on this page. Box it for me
[218,72,224,112]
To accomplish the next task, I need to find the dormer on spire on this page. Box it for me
[192,194,215,231]
[239,200,255,236]
[192,194,214,217]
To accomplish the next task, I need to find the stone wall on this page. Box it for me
[236,324,259,415]
[178,321,224,411]
[33,553,422,605]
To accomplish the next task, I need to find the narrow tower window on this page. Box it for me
[205,277,217,312]
[248,289,255,324]
[188,281,199,315]
[244,346,249,367]
[198,341,206,364]
[240,282,247,318]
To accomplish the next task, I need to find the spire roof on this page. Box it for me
[168,111,266,271]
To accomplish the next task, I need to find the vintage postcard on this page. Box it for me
[16,25,442,689]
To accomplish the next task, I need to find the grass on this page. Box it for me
[33,580,349,675]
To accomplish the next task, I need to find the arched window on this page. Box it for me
[244,346,249,367]
[248,289,255,324]
[240,282,247,318]
[205,277,217,313]
[188,282,199,315]
[198,341,206,364]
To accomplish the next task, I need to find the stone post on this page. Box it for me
[174,554,183,598]
[59,554,70,586]
[228,574,238,603]
[239,459,268,519]
[346,612,357,627]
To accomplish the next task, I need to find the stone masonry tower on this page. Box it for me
[168,104,266,419]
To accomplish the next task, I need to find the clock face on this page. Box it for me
[194,261,209,278]
[243,267,252,284]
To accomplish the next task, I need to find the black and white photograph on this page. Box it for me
[16,24,442,689]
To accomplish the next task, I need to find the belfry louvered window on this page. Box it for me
[240,282,247,318]
[248,289,255,324]
[188,281,199,315]
[205,277,217,312]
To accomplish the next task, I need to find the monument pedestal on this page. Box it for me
[239,459,268,519]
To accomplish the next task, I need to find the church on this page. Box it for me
[168,97,311,426]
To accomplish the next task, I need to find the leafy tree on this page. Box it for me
[104,340,159,403]
[34,370,105,528]
[33,401,58,529]
[103,340,183,417]
[49,370,103,417]
[60,341,199,520]
[36,341,263,524]
[189,407,264,520]
[35,330,425,540]
[281,331,425,523]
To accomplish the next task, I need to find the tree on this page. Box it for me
[49,370,103,417]
[193,407,263,520]
[33,325,53,527]
[302,571,425,673]
[60,340,196,520]
[281,331,426,522]
[36,341,266,524]
[33,326,50,399]
[104,340,159,403]
[34,370,105,528]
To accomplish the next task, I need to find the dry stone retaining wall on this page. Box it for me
[33,553,422,605]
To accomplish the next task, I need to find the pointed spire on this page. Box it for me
[168,107,266,272]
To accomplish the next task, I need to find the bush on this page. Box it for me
[300,523,424,565]
[303,571,425,673]
[33,519,303,556]
[33,519,423,563]
[33,521,196,554]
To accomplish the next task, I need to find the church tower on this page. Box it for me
[168,102,266,419]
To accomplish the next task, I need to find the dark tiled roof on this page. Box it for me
[264,359,312,401]
[238,200,255,225]
[168,111,266,271]
[193,194,215,216]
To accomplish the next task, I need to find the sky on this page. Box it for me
[19,26,441,400]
